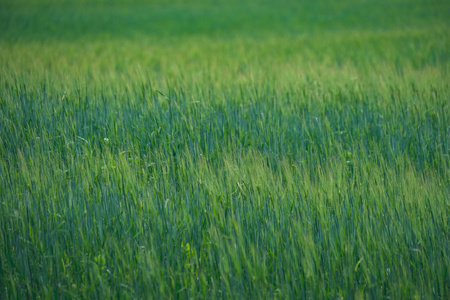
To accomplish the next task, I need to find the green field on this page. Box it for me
[0,0,449,298]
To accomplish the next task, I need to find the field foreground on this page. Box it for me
[0,0,449,298]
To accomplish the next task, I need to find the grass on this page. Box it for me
[0,0,449,298]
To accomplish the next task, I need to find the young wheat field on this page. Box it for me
[0,0,449,298]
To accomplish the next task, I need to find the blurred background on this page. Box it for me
[1,0,448,91]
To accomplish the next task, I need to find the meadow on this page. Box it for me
[0,0,449,298]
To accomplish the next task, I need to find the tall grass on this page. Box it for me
[0,0,449,298]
